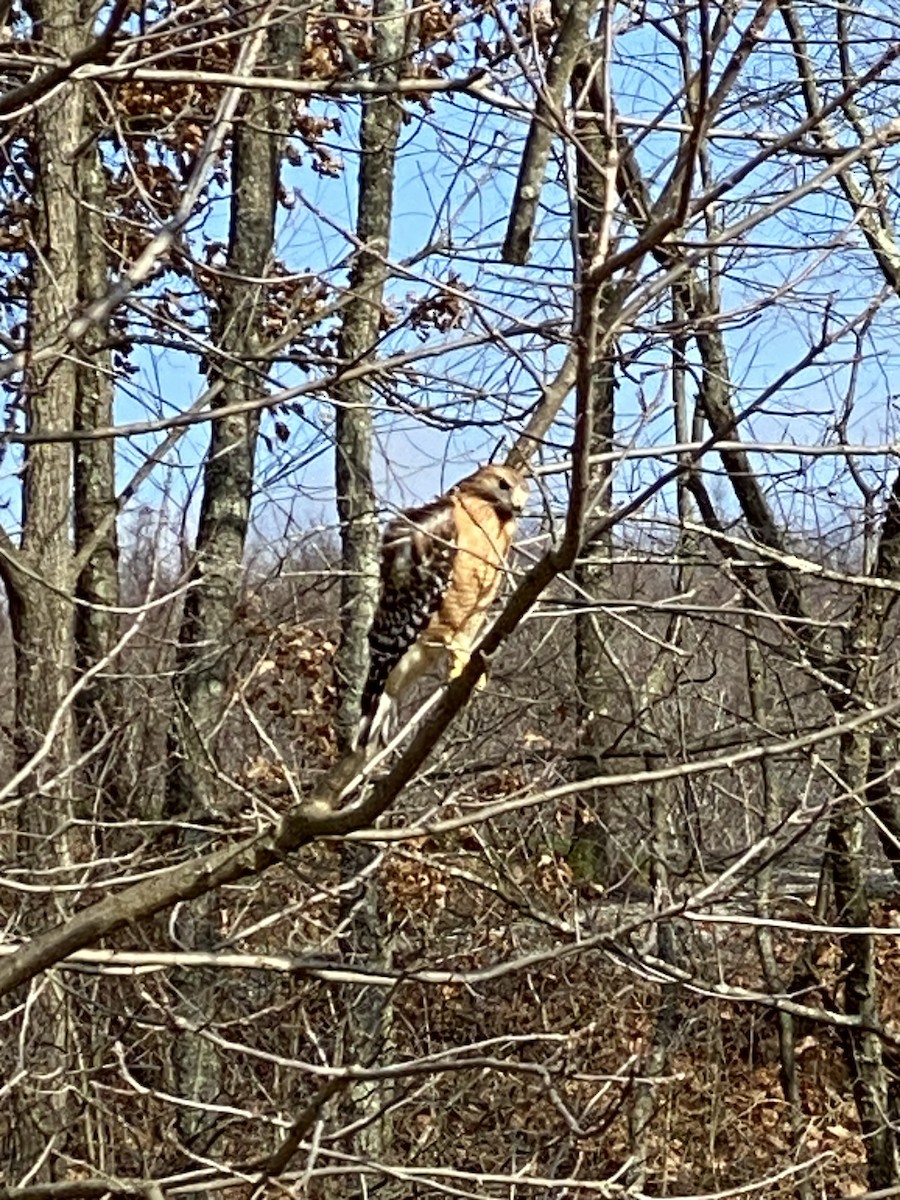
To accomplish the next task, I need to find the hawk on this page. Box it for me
[356,464,529,749]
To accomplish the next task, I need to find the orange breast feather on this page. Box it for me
[425,494,515,646]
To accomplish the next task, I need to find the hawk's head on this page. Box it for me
[457,465,529,519]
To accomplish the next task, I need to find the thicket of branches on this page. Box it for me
[4,0,900,1196]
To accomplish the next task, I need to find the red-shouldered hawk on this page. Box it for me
[356,464,529,749]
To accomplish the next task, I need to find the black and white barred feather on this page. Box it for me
[357,496,457,745]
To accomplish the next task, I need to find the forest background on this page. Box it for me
[3,0,900,1196]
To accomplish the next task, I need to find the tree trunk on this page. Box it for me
[332,0,408,1170]
[165,14,300,1148]
[627,282,696,1190]
[569,369,616,887]
[829,722,900,1186]
[4,0,85,1178]
[73,95,121,791]
[10,0,83,791]
[866,730,900,880]
[168,13,300,814]
[747,631,815,1200]
[567,49,618,889]
[168,96,281,814]
[332,0,407,748]
[827,562,900,1187]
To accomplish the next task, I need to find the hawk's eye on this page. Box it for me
[497,478,511,491]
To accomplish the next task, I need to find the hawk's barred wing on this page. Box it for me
[358,495,457,741]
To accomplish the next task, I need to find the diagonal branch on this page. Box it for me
[501,0,599,265]
[506,345,577,470]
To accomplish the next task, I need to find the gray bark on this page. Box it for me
[164,13,301,1149]
[73,97,121,777]
[866,730,900,879]
[168,21,298,817]
[857,476,900,879]
[501,0,599,264]
[748,632,815,1200]
[614,109,835,1186]
[825,501,900,1187]
[9,0,82,789]
[4,0,85,1178]
[829,723,900,1186]
[566,50,618,888]
[568,363,616,887]
[332,0,408,1169]
[332,0,408,750]
[626,284,699,1189]
[627,766,681,1189]
[689,214,900,1193]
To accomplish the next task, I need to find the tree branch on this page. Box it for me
[501,0,599,264]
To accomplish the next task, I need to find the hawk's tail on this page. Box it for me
[355,654,394,749]
[356,688,392,750]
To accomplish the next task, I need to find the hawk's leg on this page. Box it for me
[448,644,487,691]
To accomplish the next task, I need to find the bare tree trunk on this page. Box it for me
[829,721,900,1186]
[9,0,82,789]
[332,0,408,1171]
[687,245,900,1188]
[851,478,900,879]
[627,767,681,1189]
[73,95,121,790]
[827,534,900,1186]
[747,632,815,1200]
[613,87,829,1184]
[332,0,407,748]
[627,283,697,1190]
[3,0,85,1178]
[169,87,284,816]
[567,45,618,889]
[866,730,900,879]
[569,359,616,887]
[165,12,300,1149]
